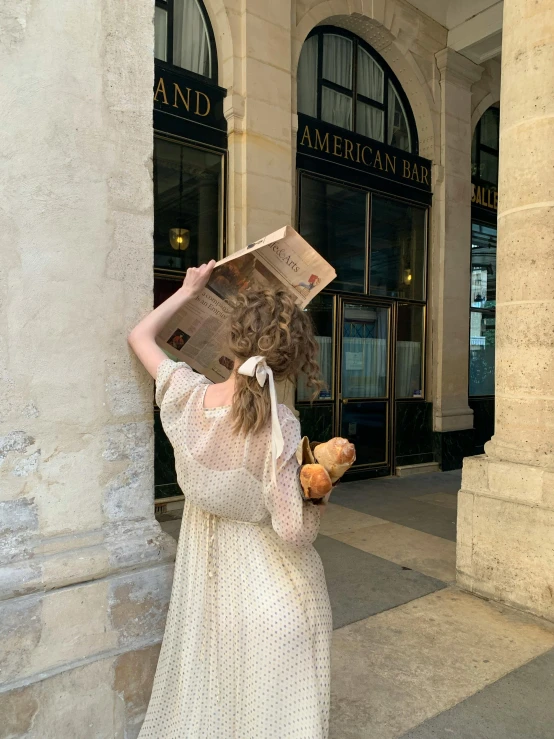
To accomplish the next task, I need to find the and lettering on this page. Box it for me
[154,77,211,118]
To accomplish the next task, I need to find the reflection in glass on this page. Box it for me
[321,87,352,130]
[387,82,411,153]
[299,176,367,293]
[154,138,221,273]
[370,196,426,300]
[341,402,387,465]
[471,223,497,308]
[396,304,424,398]
[469,311,495,396]
[480,150,499,187]
[480,107,499,150]
[154,6,168,61]
[298,404,334,444]
[297,294,334,402]
[342,304,389,398]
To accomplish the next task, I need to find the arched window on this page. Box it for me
[155,0,217,81]
[471,104,499,190]
[298,27,417,154]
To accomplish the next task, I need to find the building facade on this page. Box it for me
[1,0,552,735]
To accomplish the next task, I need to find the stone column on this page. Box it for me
[431,49,483,469]
[224,0,294,250]
[0,0,175,734]
[457,0,554,621]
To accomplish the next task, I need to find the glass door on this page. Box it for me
[338,298,392,474]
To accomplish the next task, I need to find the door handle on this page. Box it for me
[342,398,349,405]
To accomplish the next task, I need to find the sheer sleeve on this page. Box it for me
[155,358,208,407]
[155,358,209,446]
[262,407,321,548]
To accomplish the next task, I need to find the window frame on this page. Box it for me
[155,0,218,84]
[472,104,499,189]
[303,25,419,155]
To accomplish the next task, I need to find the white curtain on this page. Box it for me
[297,36,318,118]
[297,336,332,401]
[323,35,352,88]
[387,82,411,152]
[173,0,211,77]
[321,87,352,130]
[342,338,387,397]
[396,341,421,397]
[357,101,384,141]
[357,48,383,101]
[155,6,168,61]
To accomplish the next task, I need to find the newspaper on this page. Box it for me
[156,225,336,383]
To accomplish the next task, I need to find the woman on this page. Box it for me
[129,261,333,739]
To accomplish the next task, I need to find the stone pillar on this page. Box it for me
[457,0,554,621]
[224,0,294,251]
[431,49,483,469]
[0,0,175,734]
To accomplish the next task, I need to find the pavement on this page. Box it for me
[159,470,554,739]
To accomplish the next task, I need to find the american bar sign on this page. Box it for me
[297,113,432,193]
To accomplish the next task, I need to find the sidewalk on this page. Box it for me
[159,471,554,738]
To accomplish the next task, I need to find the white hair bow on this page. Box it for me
[238,356,284,484]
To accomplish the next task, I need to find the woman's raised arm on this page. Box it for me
[127,260,215,378]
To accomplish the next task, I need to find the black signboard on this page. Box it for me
[154,62,227,149]
[297,113,432,195]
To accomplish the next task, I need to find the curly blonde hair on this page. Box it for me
[227,287,324,435]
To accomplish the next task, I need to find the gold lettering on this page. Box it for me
[420,166,429,185]
[403,159,411,179]
[333,135,343,157]
[344,139,354,161]
[471,184,476,203]
[195,91,210,116]
[314,129,330,153]
[173,83,191,110]
[411,163,420,182]
[355,142,361,163]
[493,190,498,210]
[154,77,168,105]
[476,186,482,205]
[300,125,313,148]
[385,153,397,174]
[488,188,494,209]
[361,146,372,166]
[374,150,384,170]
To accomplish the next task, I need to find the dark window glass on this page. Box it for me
[370,196,426,300]
[469,310,495,396]
[471,105,499,190]
[396,303,424,398]
[470,221,497,397]
[298,404,334,443]
[342,303,389,399]
[154,138,222,274]
[341,401,387,465]
[471,223,497,309]
[299,175,367,293]
[297,294,334,401]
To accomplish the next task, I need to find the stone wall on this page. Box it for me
[0,0,175,734]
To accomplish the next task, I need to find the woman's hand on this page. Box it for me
[181,260,216,298]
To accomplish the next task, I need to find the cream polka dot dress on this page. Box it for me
[138,358,332,739]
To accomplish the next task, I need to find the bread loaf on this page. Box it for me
[313,438,356,483]
[300,464,333,500]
